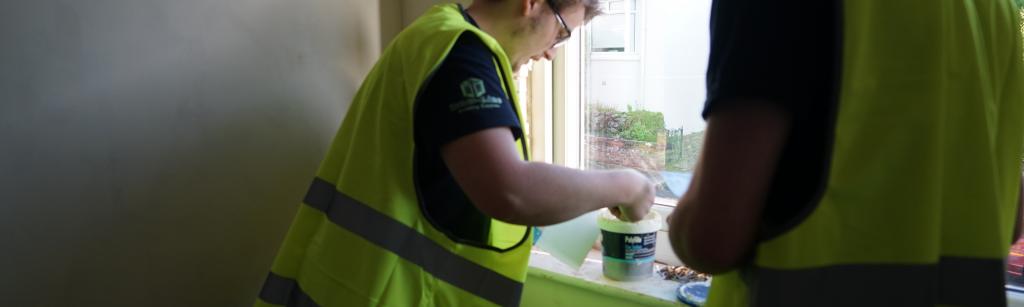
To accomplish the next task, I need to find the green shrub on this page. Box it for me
[621,107,664,142]
[587,104,665,143]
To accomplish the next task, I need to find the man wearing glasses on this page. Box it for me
[256,1,655,306]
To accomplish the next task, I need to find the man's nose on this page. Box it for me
[542,48,557,61]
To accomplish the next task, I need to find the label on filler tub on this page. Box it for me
[601,230,657,263]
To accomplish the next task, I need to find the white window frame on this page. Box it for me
[526,18,684,266]
[589,0,643,59]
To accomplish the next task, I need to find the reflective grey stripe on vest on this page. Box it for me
[749,257,1006,307]
[258,272,319,307]
[259,177,524,307]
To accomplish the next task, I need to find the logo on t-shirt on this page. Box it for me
[450,78,503,114]
[460,78,486,98]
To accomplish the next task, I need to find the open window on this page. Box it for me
[522,0,713,267]
[531,0,714,208]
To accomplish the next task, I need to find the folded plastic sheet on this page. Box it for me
[534,210,602,269]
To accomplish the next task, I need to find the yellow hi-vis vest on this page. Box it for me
[256,4,532,307]
[706,1,1024,307]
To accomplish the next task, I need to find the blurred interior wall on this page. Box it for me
[0,0,380,305]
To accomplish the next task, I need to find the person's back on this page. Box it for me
[251,5,543,307]
[256,1,655,306]
[668,1,1024,306]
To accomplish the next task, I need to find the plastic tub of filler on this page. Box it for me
[598,209,662,281]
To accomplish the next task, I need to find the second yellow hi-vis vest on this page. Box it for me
[256,4,533,307]
[706,1,1024,307]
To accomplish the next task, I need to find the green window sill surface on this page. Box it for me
[522,250,684,307]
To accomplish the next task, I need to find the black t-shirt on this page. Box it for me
[413,21,522,244]
[703,0,842,240]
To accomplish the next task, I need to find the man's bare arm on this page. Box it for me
[668,102,790,273]
[442,127,655,226]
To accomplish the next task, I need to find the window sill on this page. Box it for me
[589,52,640,61]
[523,249,684,307]
[1008,285,1024,307]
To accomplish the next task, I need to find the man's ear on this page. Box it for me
[521,0,543,17]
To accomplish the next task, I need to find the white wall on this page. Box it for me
[641,0,711,132]
[588,57,642,108]
[587,0,711,133]
[0,0,380,306]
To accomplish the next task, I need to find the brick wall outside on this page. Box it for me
[585,132,666,171]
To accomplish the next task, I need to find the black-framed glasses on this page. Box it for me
[545,0,571,48]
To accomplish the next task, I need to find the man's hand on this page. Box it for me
[608,169,655,222]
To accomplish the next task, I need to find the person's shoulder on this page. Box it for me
[445,32,497,67]
[429,31,506,93]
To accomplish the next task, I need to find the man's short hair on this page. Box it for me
[550,0,603,22]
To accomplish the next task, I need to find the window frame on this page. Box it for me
[525,16,685,266]
[589,0,642,56]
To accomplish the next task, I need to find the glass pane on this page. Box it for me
[1007,238,1024,289]
[608,0,625,12]
[589,14,627,52]
[583,0,712,201]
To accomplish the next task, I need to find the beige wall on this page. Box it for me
[0,0,379,306]
[380,0,473,46]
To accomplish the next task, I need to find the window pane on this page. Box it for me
[608,0,625,12]
[589,14,629,52]
[583,0,712,201]
[1008,238,1024,289]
